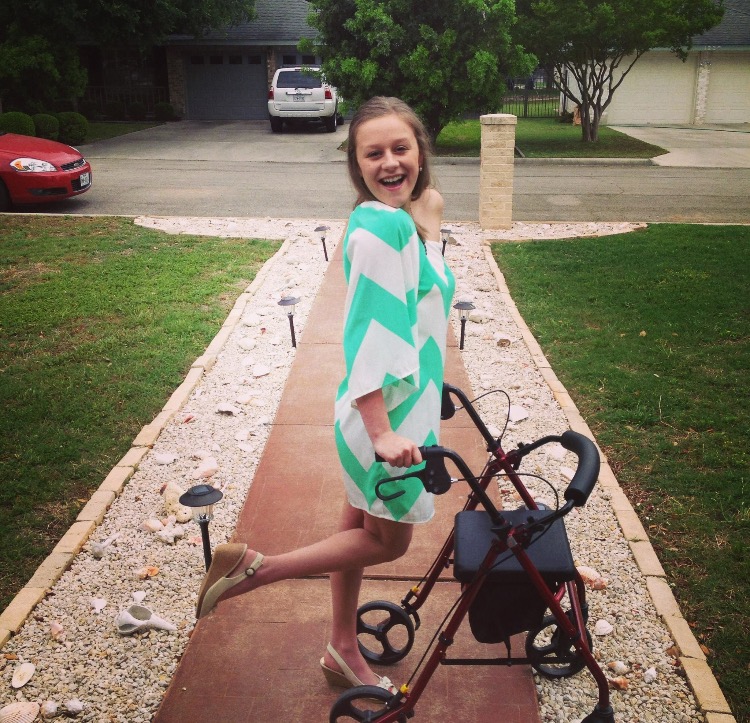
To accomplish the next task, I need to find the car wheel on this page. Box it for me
[324,115,337,133]
[270,117,283,133]
[0,181,11,212]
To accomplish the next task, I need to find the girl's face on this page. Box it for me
[355,113,423,209]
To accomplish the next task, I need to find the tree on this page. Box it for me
[514,0,725,141]
[303,0,535,141]
[0,0,255,112]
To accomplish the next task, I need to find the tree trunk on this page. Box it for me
[579,104,601,142]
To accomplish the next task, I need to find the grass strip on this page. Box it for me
[0,216,278,609]
[83,121,163,144]
[436,117,666,158]
[491,224,749,722]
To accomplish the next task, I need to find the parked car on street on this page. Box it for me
[267,66,339,133]
[0,132,92,211]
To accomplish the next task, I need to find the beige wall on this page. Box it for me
[604,49,750,125]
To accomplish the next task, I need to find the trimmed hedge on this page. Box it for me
[56,112,89,145]
[154,102,176,121]
[128,101,147,120]
[32,113,60,140]
[104,100,126,120]
[0,111,35,136]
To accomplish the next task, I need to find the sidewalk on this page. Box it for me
[152,241,542,722]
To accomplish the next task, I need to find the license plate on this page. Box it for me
[293,94,304,102]
[79,171,91,187]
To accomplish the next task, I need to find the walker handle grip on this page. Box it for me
[560,431,600,506]
[374,446,452,500]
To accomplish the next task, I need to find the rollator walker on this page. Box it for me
[330,383,615,723]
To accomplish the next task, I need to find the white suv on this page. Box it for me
[267,66,339,133]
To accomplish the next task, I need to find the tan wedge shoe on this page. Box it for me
[320,643,397,693]
[195,543,264,619]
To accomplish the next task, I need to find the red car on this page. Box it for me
[0,132,92,211]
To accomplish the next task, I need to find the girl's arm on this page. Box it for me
[356,389,423,468]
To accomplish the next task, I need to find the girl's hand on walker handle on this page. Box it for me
[373,431,423,468]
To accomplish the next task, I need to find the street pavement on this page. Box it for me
[39,120,750,222]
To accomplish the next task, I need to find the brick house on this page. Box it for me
[166,0,319,120]
[80,0,318,121]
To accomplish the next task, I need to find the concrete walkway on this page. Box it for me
[152,243,542,722]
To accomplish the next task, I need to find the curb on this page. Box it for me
[433,156,655,166]
[0,235,295,650]
[481,243,736,723]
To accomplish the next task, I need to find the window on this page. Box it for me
[301,55,316,65]
[210,55,223,65]
[248,55,262,65]
[282,54,297,65]
[190,56,205,65]
[276,69,323,89]
[229,55,243,65]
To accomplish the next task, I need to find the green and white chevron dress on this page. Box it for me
[334,201,456,523]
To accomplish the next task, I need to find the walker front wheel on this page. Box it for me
[356,600,415,664]
[329,686,407,723]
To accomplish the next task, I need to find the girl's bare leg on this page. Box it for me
[326,504,375,685]
[217,504,413,684]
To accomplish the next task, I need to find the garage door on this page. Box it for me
[185,51,268,120]
[604,52,697,125]
[705,53,750,123]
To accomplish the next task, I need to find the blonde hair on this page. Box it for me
[347,97,433,205]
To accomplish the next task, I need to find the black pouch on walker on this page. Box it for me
[453,509,578,645]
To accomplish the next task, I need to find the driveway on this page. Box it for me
[26,120,750,222]
[86,120,346,164]
[611,123,750,168]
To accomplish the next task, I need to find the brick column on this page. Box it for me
[166,47,186,119]
[479,114,517,230]
[693,52,712,125]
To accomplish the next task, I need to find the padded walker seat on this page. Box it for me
[453,509,577,583]
[453,509,578,645]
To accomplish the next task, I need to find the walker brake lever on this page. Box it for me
[374,446,453,500]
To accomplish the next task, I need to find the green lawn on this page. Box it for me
[82,121,162,144]
[436,117,666,158]
[0,216,278,609]
[491,225,749,723]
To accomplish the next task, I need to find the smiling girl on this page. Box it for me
[194,97,455,692]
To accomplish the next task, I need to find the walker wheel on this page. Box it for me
[526,613,593,678]
[329,685,407,722]
[356,600,415,664]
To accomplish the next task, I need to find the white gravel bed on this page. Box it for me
[0,217,702,723]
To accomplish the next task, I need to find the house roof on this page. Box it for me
[693,0,750,47]
[168,0,316,45]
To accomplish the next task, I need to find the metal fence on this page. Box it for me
[499,89,560,118]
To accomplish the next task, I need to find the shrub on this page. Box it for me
[128,101,147,120]
[56,112,89,145]
[78,100,100,121]
[32,113,60,140]
[154,101,176,121]
[104,100,126,120]
[54,100,76,113]
[0,111,36,136]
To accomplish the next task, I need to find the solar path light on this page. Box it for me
[453,300,476,350]
[179,484,224,570]
[278,295,300,348]
[315,225,330,261]
[440,228,451,256]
